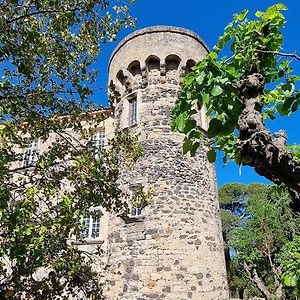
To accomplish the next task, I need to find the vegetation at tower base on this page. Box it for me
[0,1,140,299]
[172,4,300,207]
[219,183,300,299]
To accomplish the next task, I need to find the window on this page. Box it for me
[82,209,101,240]
[130,207,142,217]
[129,97,137,126]
[22,140,38,167]
[92,129,105,158]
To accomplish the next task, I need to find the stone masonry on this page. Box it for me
[102,26,229,300]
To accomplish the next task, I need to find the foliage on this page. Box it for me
[219,183,267,248]
[219,183,279,298]
[172,4,300,164]
[227,185,300,299]
[0,1,138,299]
[280,237,300,297]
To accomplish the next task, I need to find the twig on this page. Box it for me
[256,49,300,61]
[6,7,80,24]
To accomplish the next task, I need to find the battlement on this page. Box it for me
[109,26,208,96]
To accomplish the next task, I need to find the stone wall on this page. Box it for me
[104,26,229,300]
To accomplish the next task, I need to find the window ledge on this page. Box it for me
[68,239,104,245]
[125,215,145,224]
[129,123,138,128]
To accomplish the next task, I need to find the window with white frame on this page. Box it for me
[81,209,101,240]
[22,140,38,167]
[92,129,105,158]
[129,97,137,126]
[130,207,142,217]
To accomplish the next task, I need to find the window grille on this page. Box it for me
[82,209,101,239]
[22,140,38,167]
[130,207,142,217]
[129,98,137,126]
[92,129,105,158]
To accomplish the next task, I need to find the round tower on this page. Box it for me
[106,26,229,300]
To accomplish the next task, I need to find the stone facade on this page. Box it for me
[16,26,229,300]
[102,26,229,300]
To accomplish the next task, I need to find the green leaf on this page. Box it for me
[236,9,249,21]
[226,67,240,78]
[277,103,290,116]
[182,138,192,154]
[274,3,287,11]
[196,72,206,85]
[190,142,200,156]
[255,10,263,17]
[184,76,195,86]
[207,148,217,163]
[39,226,47,236]
[202,93,209,105]
[25,228,31,236]
[209,51,218,60]
[183,119,197,133]
[211,85,223,97]
[175,112,189,132]
[283,274,298,287]
[207,118,222,138]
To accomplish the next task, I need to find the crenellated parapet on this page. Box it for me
[114,54,196,95]
[109,26,207,97]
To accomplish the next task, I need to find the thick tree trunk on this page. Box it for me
[237,73,300,208]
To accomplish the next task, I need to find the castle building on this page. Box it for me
[21,26,229,300]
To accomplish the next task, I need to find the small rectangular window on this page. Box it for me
[129,97,137,126]
[22,140,38,167]
[81,209,101,240]
[92,129,105,158]
[130,207,142,217]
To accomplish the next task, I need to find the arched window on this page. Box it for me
[128,60,141,76]
[165,54,181,84]
[116,70,126,86]
[146,55,160,72]
[128,60,142,90]
[146,55,160,85]
[166,54,181,72]
[186,59,196,73]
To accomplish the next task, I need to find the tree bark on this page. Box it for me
[243,262,272,300]
[237,72,300,209]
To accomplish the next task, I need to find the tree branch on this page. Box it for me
[243,262,272,300]
[6,7,80,24]
[256,49,300,62]
[237,73,300,208]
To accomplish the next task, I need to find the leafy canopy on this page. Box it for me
[224,184,300,299]
[172,4,300,164]
[0,1,142,299]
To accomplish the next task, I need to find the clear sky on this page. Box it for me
[95,0,300,187]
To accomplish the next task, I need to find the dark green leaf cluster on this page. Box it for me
[280,237,300,296]
[172,4,300,163]
[222,183,300,298]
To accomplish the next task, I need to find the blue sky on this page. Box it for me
[95,0,300,187]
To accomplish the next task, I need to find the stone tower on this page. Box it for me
[105,26,229,300]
